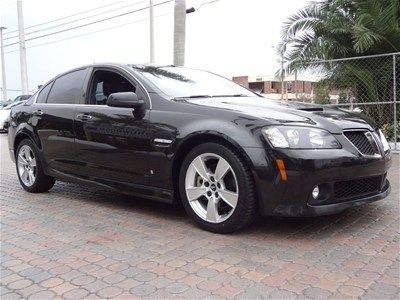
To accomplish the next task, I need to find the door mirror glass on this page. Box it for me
[107,92,144,108]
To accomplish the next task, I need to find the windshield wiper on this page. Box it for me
[173,95,211,101]
[173,94,248,101]
[211,94,248,98]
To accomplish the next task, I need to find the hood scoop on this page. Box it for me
[297,107,324,112]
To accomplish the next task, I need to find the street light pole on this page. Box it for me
[149,0,155,63]
[173,0,186,66]
[0,26,7,100]
[17,0,29,94]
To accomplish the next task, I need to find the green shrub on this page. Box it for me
[314,84,331,105]
[381,122,400,142]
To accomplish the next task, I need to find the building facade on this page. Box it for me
[232,75,339,104]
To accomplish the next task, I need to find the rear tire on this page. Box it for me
[179,142,257,233]
[16,139,55,193]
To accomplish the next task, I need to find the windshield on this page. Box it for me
[130,66,256,99]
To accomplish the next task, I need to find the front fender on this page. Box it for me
[176,118,263,148]
[174,129,257,171]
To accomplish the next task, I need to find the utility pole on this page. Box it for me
[17,0,29,94]
[149,0,155,63]
[0,26,7,100]
[294,69,298,100]
[173,0,186,66]
[280,52,284,100]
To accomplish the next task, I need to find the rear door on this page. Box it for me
[32,68,88,175]
[73,67,152,186]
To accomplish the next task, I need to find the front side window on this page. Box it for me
[89,70,136,105]
[47,69,87,104]
[36,82,53,103]
[130,66,256,98]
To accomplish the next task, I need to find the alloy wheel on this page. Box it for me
[17,145,37,187]
[185,153,239,223]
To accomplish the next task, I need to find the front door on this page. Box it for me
[73,68,151,187]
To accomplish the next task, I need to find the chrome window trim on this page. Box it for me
[34,80,53,104]
[343,129,382,158]
[33,65,152,109]
[32,103,107,107]
[121,66,152,109]
[30,103,140,110]
[31,92,38,103]
[40,68,88,105]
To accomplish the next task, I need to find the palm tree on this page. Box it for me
[278,0,400,133]
[279,0,400,72]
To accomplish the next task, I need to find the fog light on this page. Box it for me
[312,186,320,199]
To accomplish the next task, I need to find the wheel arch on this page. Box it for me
[14,132,33,155]
[13,122,42,151]
[13,127,43,161]
[171,132,256,202]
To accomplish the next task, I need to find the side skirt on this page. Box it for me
[47,169,175,204]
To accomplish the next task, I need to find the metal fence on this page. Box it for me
[291,53,399,151]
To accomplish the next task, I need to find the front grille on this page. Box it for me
[344,131,375,155]
[334,176,381,200]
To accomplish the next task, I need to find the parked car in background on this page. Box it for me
[7,64,392,233]
[0,101,10,108]
[0,100,28,132]
[0,94,32,108]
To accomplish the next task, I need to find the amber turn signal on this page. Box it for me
[276,159,288,181]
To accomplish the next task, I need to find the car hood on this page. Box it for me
[185,97,375,134]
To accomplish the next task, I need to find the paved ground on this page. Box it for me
[0,134,399,299]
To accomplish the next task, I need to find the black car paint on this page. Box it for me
[8,63,391,216]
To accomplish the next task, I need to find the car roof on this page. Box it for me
[53,63,177,81]
[64,63,175,71]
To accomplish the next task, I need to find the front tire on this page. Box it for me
[179,142,257,233]
[16,139,55,193]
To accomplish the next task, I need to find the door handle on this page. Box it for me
[76,113,92,121]
[33,110,43,116]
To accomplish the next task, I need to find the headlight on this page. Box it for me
[378,129,390,151]
[262,126,341,149]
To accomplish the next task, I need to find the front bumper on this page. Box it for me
[244,147,392,217]
[291,182,390,216]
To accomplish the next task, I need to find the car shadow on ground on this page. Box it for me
[49,180,390,239]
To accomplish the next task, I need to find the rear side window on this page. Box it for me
[36,82,53,103]
[47,69,87,104]
[20,95,32,100]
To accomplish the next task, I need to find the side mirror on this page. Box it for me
[107,92,144,109]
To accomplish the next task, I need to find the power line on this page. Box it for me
[195,0,219,10]
[3,0,174,48]
[4,11,173,54]
[3,0,125,35]
[3,0,148,40]
[2,0,219,54]
[0,0,14,8]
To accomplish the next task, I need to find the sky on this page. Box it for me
[0,0,309,99]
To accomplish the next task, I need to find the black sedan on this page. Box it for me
[7,64,391,233]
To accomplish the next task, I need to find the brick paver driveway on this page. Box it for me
[1,134,399,299]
